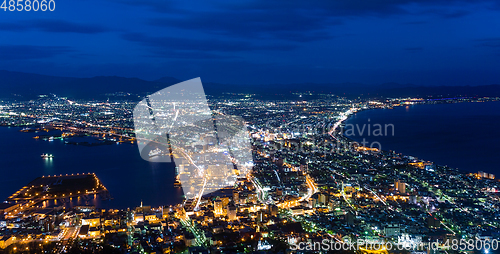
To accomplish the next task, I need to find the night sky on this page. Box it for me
[1,0,500,85]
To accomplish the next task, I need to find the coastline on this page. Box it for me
[0,126,183,209]
[340,100,500,177]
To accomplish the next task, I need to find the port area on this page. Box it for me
[34,132,133,146]
[3,174,110,218]
[25,125,135,146]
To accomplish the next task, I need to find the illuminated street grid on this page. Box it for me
[0,94,499,253]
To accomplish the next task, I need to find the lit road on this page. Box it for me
[300,175,318,201]
[62,226,80,241]
[52,225,81,253]
[180,218,207,247]
[170,145,208,210]
[249,175,270,203]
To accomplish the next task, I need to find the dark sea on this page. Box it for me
[0,128,183,209]
[345,101,500,176]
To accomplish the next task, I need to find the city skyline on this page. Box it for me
[0,92,499,253]
[1,0,500,253]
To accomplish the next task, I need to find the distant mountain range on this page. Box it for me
[0,70,499,100]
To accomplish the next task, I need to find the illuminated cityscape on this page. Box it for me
[2,0,500,252]
[0,93,499,253]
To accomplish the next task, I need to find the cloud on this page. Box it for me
[143,0,497,44]
[0,23,30,32]
[402,21,428,25]
[0,19,110,34]
[442,9,471,18]
[105,0,471,17]
[240,0,494,17]
[34,20,110,34]
[0,45,74,60]
[146,49,240,60]
[404,47,424,51]
[121,33,297,54]
[148,11,342,42]
[474,38,500,47]
[418,8,471,19]
[104,0,177,13]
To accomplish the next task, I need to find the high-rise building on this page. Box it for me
[257,211,263,222]
[221,197,230,207]
[395,180,406,194]
[247,193,257,204]
[319,193,329,206]
[233,190,239,204]
[227,205,237,221]
[214,198,223,216]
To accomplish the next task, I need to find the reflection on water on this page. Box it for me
[0,127,184,209]
[345,101,500,175]
[41,194,103,209]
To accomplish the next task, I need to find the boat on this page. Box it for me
[41,153,54,159]
[148,148,163,158]
[174,180,182,187]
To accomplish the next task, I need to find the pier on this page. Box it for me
[4,173,110,217]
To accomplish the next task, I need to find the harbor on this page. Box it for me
[3,173,111,219]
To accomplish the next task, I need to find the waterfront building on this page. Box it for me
[478,171,495,179]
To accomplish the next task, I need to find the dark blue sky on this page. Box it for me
[1,0,500,85]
